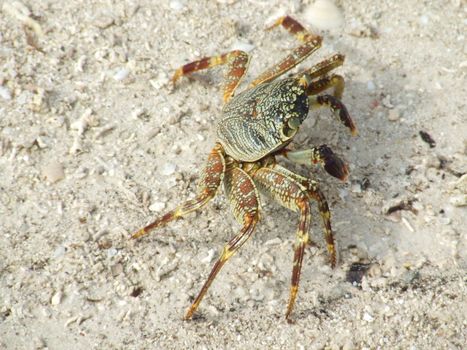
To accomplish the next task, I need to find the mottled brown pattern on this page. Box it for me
[132,15,356,321]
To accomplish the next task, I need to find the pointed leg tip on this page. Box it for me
[131,229,146,240]
[339,163,350,182]
[351,127,358,137]
[330,256,337,269]
[183,310,194,321]
[266,16,284,31]
[322,150,349,181]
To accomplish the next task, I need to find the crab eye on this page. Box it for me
[281,116,300,139]
[281,125,295,138]
[288,116,301,130]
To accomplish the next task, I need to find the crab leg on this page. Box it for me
[257,164,337,268]
[131,144,225,239]
[307,73,345,100]
[250,16,322,87]
[184,166,260,320]
[308,94,357,135]
[171,50,250,103]
[251,167,312,322]
[281,145,349,181]
[302,54,345,82]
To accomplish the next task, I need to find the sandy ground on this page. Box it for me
[1,0,466,349]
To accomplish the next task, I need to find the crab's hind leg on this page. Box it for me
[184,166,260,320]
[250,16,322,87]
[171,50,250,103]
[131,143,225,239]
[252,166,313,322]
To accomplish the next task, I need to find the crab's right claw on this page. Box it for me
[319,145,349,181]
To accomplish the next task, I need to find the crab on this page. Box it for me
[131,16,357,322]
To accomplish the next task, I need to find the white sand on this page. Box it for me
[1,1,465,348]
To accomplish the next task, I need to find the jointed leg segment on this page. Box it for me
[262,165,337,268]
[250,16,323,87]
[282,145,349,181]
[301,53,345,83]
[309,94,357,135]
[252,167,313,321]
[184,212,258,320]
[306,74,345,100]
[131,144,226,239]
[185,166,260,320]
[171,50,249,103]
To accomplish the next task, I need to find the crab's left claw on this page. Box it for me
[319,145,349,181]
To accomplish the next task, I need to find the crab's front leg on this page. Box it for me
[131,143,225,239]
[184,165,260,320]
[281,145,349,181]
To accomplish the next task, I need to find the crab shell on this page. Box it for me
[217,78,309,162]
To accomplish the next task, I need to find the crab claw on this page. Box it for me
[319,145,349,181]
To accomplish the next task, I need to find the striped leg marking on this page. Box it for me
[171,50,250,103]
[250,16,322,87]
[264,164,337,269]
[306,74,345,100]
[309,94,358,135]
[131,144,225,239]
[184,166,260,320]
[252,167,312,322]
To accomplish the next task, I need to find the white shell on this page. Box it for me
[304,0,344,31]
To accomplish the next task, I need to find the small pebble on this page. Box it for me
[131,107,147,120]
[419,15,429,25]
[113,67,130,81]
[75,55,87,73]
[36,136,50,148]
[0,86,12,100]
[201,248,216,264]
[449,195,467,207]
[149,201,166,212]
[401,217,415,232]
[51,291,63,305]
[367,80,376,92]
[149,71,169,90]
[230,40,255,53]
[156,259,179,281]
[53,245,66,258]
[107,248,118,258]
[362,312,374,322]
[453,174,467,192]
[169,0,184,11]
[387,109,400,121]
[160,162,176,176]
[264,237,282,246]
[381,95,394,108]
[111,263,123,276]
[42,161,65,183]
